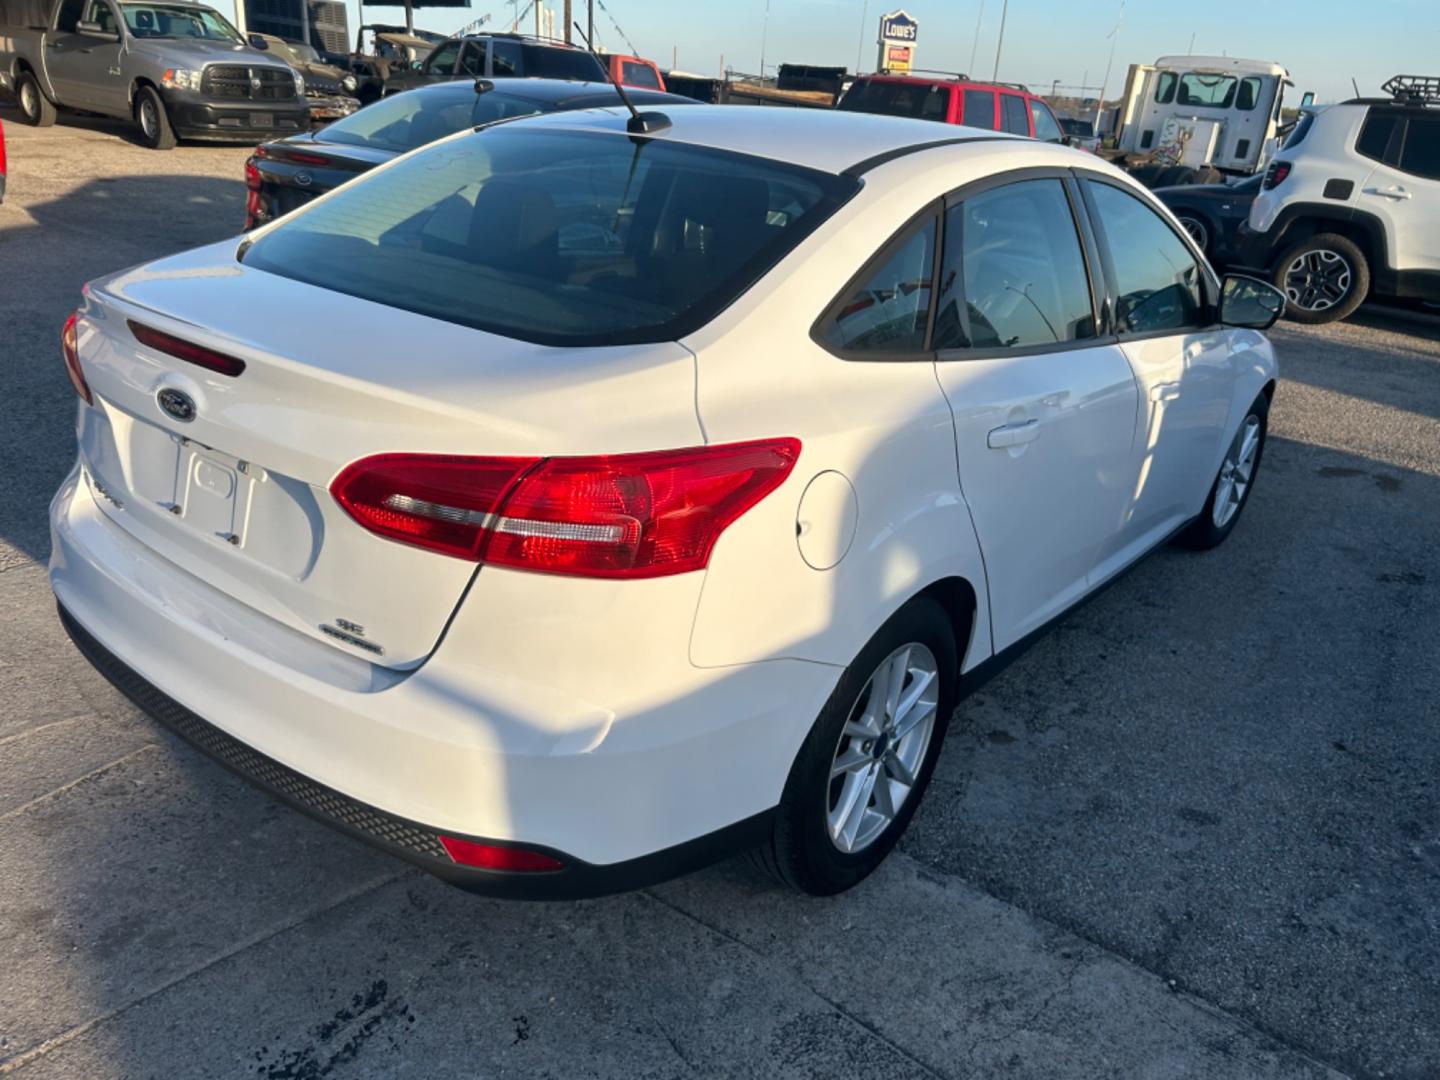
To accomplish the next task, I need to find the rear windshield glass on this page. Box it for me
[240,127,858,346]
[318,88,553,153]
[521,44,605,81]
[839,80,949,122]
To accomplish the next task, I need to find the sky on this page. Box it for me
[250,0,1439,105]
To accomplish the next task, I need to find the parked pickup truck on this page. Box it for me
[0,0,309,148]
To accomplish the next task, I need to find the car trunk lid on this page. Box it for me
[73,242,701,668]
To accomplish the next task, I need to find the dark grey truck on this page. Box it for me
[0,0,309,147]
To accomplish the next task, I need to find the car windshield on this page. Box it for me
[120,2,241,41]
[287,41,319,63]
[319,88,557,152]
[838,80,949,122]
[241,127,858,346]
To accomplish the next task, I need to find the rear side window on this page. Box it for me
[242,128,858,346]
[1155,72,1176,104]
[456,40,486,77]
[822,218,935,353]
[520,44,605,81]
[1236,76,1262,111]
[962,89,995,129]
[317,88,549,153]
[934,179,1094,351]
[425,40,460,75]
[54,0,84,31]
[1030,102,1064,143]
[1398,115,1440,180]
[621,60,661,89]
[490,39,520,75]
[838,80,950,122]
[1087,182,1204,335]
[1001,94,1029,135]
[1356,110,1401,164]
[1282,111,1315,150]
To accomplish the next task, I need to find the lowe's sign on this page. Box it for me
[880,10,918,43]
[877,9,917,73]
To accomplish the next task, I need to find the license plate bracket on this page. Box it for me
[175,443,250,545]
[249,112,274,128]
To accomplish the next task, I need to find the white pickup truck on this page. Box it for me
[0,0,309,147]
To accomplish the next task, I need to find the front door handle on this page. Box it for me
[1363,185,1412,201]
[1150,382,1182,402]
[987,418,1040,449]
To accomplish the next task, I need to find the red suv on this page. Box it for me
[838,75,1065,143]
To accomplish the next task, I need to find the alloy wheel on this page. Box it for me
[826,642,939,854]
[1283,249,1352,312]
[1212,415,1261,528]
[139,99,157,139]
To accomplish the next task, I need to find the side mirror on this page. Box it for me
[1219,274,1285,330]
[248,33,269,49]
[77,19,119,39]
[1300,90,1315,108]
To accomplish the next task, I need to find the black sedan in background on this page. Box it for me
[1154,174,1263,267]
[244,78,694,230]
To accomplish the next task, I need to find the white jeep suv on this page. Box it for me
[1243,75,1440,323]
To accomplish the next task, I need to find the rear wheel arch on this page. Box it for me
[1267,204,1388,272]
[915,575,979,671]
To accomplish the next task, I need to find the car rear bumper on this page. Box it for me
[49,463,837,891]
[163,91,311,140]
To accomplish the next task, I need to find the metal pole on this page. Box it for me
[587,0,593,43]
[1095,0,1123,127]
[1187,30,1195,54]
[405,0,413,35]
[990,0,1007,82]
[856,0,867,75]
[968,0,983,78]
[563,0,571,42]
[759,0,771,79]
[535,0,542,37]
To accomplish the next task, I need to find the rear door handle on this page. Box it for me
[1150,382,1182,402]
[987,419,1040,449]
[1363,185,1412,201]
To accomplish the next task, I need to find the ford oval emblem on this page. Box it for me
[157,387,196,423]
[294,171,312,187]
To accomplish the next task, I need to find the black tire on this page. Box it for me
[1157,165,1197,187]
[1129,163,1166,189]
[16,70,57,127]
[1271,232,1369,324]
[1179,392,1269,550]
[133,85,176,150]
[753,595,959,895]
[1173,210,1211,255]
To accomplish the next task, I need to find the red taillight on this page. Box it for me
[331,438,802,578]
[244,156,262,229]
[61,310,92,404]
[1263,161,1292,189]
[128,320,247,377]
[439,836,564,872]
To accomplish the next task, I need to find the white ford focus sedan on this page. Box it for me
[50,105,1282,897]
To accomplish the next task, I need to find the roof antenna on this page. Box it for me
[572,20,671,135]
[1352,76,1361,99]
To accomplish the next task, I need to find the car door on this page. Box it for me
[455,39,487,78]
[77,0,126,115]
[931,173,1139,649]
[1078,175,1234,582]
[1360,111,1440,274]
[43,0,97,106]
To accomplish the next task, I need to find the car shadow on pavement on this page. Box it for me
[0,171,246,570]
[4,432,1436,1077]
